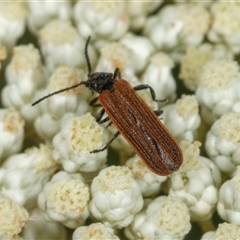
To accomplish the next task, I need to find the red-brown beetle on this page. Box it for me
[33,37,183,176]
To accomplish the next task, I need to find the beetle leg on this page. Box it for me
[98,116,110,124]
[90,131,120,153]
[106,122,112,127]
[89,96,101,107]
[96,108,105,122]
[154,109,163,116]
[154,109,164,120]
[134,84,167,103]
[96,109,113,127]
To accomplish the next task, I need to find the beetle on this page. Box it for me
[32,37,183,176]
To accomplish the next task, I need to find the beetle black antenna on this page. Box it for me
[32,81,87,106]
[85,36,92,77]
[113,68,121,79]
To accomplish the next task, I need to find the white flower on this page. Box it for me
[0,39,7,71]
[127,2,163,31]
[38,171,90,229]
[144,4,210,60]
[169,140,221,221]
[2,44,45,123]
[141,51,176,102]
[208,2,240,54]
[201,231,215,240]
[180,44,234,91]
[218,166,240,225]
[196,59,240,125]
[0,2,27,52]
[27,1,72,35]
[205,112,240,176]
[199,42,234,61]
[89,166,143,229]
[33,65,89,141]
[201,222,240,240]
[0,197,29,237]
[39,19,97,74]
[73,1,129,49]
[126,155,167,197]
[0,144,58,209]
[179,46,215,91]
[52,113,108,173]
[120,33,155,74]
[22,208,67,240]
[95,41,138,83]
[72,222,119,240]
[161,95,201,141]
[0,108,24,162]
[124,196,191,240]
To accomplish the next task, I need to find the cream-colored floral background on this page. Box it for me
[0,1,240,240]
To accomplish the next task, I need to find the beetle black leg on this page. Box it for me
[96,109,113,126]
[134,84,167,103]
[99,116,110,124]
[90,131,120,153]
[96,108,106,123]
[154,109,164,120]
[154,110,163,116]
[89,97,101,107]
[106,122,112,127]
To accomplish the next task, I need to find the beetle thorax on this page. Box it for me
[86,72,116,93]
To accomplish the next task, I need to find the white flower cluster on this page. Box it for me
[208,2,240,54]
[39,19,97,75]
[205,112,240,176]
[27,1,72,35]
[126,155,167,197]
[0,39,6,71]
[125,196,191,240]
[0,197,29,238]
[201,222,240,240]
[72,222,119,240]
[0,2,27,53]
[33,65,89,140]
[38,171,90,229]
[196,59,240,125]
[179,44,234,91]
[0,144,57,209]
[52,113,108,173]
[161,94,201,141]
[144,4,210,61]
[169,140,221,222]
[89,166,143,229]
[0,108,24,162]
[1,1,240,240]
[74,1,129,49]
[217,166,240,225]
[2,44,45,123]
